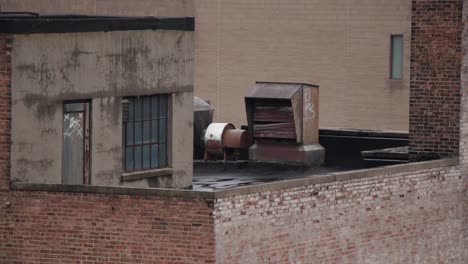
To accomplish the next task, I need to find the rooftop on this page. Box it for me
[193,161,343,191]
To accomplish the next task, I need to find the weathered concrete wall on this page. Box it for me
[10,29,194,188]
[0,0,412,131]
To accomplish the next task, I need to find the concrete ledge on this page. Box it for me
[9,158,458,199]
[121,168,173,181]
[10,182,215,199]
[211,158,459,198]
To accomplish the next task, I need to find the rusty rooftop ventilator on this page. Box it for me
[245,81,325,165]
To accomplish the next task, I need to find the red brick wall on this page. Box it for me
[214,165,465,263]
[0,34,215,262]
[0,191,216,263]
[409,0,463,161]
[0,34,12,190]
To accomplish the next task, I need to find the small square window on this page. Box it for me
[122,95,169,172]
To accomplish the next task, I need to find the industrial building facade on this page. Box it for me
[0,0,466,263]
[0,0,411,131]
[6,17,195,189]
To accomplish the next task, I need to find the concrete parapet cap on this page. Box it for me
[10,182,215,199]
[10,158,458,199]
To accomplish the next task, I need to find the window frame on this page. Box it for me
[122,94,169,173]
[390,34,404,80]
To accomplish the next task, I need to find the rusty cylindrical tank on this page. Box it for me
[204,123,235,156]
[204,123,252,161]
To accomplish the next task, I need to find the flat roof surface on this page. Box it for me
[0,13,194,34]
[193,161,344,191]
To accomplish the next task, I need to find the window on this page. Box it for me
[123,95,168,172]
[62,101,91,184]
[390,35,403,79]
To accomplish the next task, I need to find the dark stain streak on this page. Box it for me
[64,40,94,70]
[103,37,152,92]
[16,55,56,96]
[40,128,58,138]
[60,41,94,92]
[16,63,37,74]
[98,98,120,125]
[59,67,74,92]
[20,94,59,120]
[176,33,183,48]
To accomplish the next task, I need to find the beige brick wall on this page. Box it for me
[1,0,411,131]
[194,0,411,130]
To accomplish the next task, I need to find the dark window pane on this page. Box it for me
[134,121,142,144]
[151,144,159,168]
[125,147,134,171]
[159,143,167,167]
[135,97,143,121]
[159,119,167,142]
[134,146,142,170]
[143,121,151,144]
[142,145,150,169]
[64,102,84,112]
[143,97,151,120]
[151,120,158,142]
[128,99,134,121]
[151,96,159,120]
[159,95,168,118]
[126,122,134,145]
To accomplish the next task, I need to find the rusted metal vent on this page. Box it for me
[245,81,319,144]
[252,100,296,140]
[245,81,324,165]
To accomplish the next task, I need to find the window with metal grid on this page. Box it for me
[122,95,168,172]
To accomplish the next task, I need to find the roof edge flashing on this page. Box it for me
[0,16,195,34]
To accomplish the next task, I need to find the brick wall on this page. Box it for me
[409,0,463,161]
[459,0,468,261]
[0,192,216,263]
[214,164,465,263]
[194,0,411,130]
[0,34,11,191]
